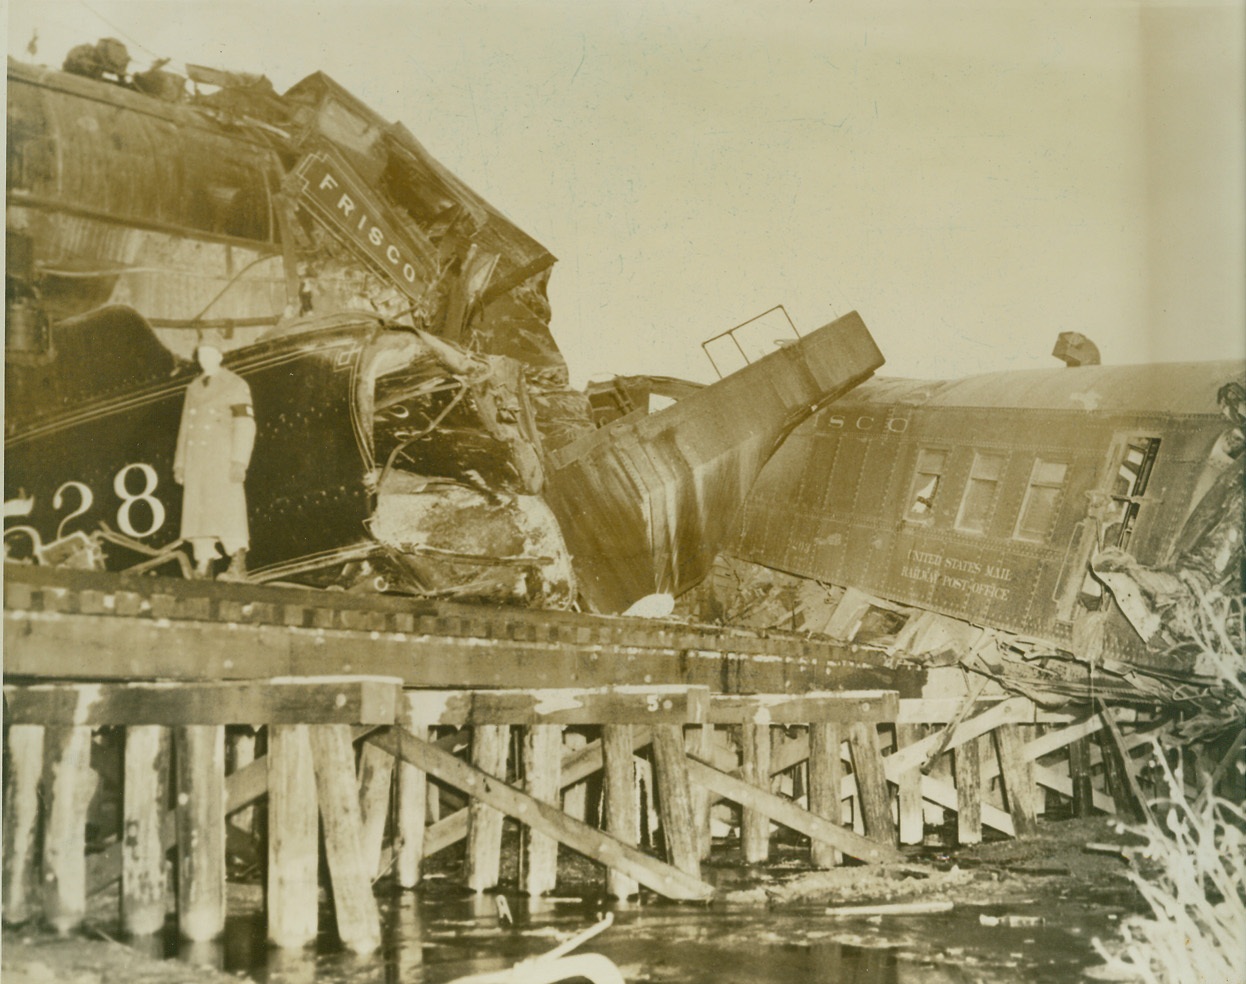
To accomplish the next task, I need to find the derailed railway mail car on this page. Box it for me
[728,360,1246,675]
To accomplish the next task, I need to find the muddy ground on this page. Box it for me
[2,816,1148,983]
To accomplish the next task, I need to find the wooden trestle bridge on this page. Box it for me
[3,563,1160,953]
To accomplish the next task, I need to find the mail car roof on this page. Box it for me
[847,360,1244,417]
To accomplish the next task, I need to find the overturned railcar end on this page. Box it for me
[544,312,884,613]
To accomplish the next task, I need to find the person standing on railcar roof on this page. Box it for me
[174,341,255,579]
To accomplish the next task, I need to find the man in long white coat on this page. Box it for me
[174,344,255,578]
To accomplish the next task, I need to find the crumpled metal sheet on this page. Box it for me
[1092,446,1244,660]
[371,475,575,607]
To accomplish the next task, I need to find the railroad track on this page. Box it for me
[3,563,919,694]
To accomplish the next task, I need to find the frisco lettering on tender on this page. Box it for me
[314,171,420,287]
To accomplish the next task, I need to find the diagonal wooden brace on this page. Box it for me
[685,755,902,864]
[367,729,714,902]
[414,728,654,858]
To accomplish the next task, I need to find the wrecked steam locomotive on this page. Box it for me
[5,42,884,612]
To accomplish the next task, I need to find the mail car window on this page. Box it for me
[1104,438,1161,551]
[955,452,1007,533]
[1013,459,1068,542]
[905,448,947,521]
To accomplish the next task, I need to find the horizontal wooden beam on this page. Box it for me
[3,563,904,663]
[4,679,402,726]
[406,687,710,726]
[708,691,897,724]
[367,729,715,901]
[4,610,903,694]
[897,697,1138,725]
[685,756,902,864]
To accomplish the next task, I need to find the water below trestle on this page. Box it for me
[132,870,1137,984]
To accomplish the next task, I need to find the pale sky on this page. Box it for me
[7,1,1244,386]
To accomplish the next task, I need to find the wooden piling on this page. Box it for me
[1068,735,1094,818]
[953,734,983,845]
[1098,709,1148,823]
[807,722,843,867]
[740,722,772,863]
[771,728,794,803]
[637,755,659,849]
[396,717,429,890]
[42,726,94,934]
[685,724,714,859]
[427,760,442,824]
[562,731,589,822]
[993,724,1039,837]
[310,724,381,954]
[465,724,509,893]
[226,727,257,840]
[123,725,170,936]
[522,724,564,896]
[923,730,951,827]
[267,725,319,949]
[896,725,924,845]
[179,939,225,972]
[846,722,896,845]
[267,947,320,984]
[129,932,165,962]
[3,725,45,926]
[650,724,700,880]
[1096,725,1134,816]
[356,741,394,879]
[175,725,226,942]
[602,725,639,898]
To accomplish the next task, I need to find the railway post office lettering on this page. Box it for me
[899,549,1011,601]
[901,562,940,585]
